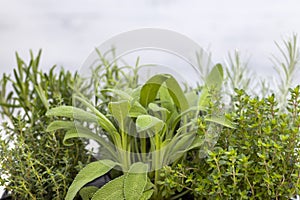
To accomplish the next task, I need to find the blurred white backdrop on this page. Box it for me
[1,0,300,196]
[1,0,300,77]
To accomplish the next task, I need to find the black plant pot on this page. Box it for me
[84,174,111,188]
[0,189,11,200]
[83,156,111,188]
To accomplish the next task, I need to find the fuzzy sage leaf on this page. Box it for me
[65,159,117,200]
[136,115,164,134]
[91,175,125,200]
[140,74,189,111]
[46,106,98,123]
[124,162,149,200]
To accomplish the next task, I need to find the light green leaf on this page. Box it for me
[165,76,189,111]
[46,120,75,132]
[46,106,98,123]
[188,135,205,150]
[148,103,170,121]
[73,95,118,135]
[79,186,98,200]
[124,162,148,200]
[205,63,223,89]
[65,160,117,200]
[185,91,199,107]
[101,88,133,100]
[140,74,170,107]
[148,102,168,113]
[34,84,49,110]
[144,179,154,191]
[140,190,154,200]
[198,64,224,108]
[47,121,118,160]
[166,133,195,162]
[198,89,210,109]
[92,175,125,200]
[158,83,175,112]
[63,126,117,160]
[136,115,164,133]
[204,116,236,129]
[108,100,130,131]
[140,74,188,113]
[128,101,147,118]
[170,106,203,136]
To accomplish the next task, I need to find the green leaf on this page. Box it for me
[166,133,196,162]
[144,179,155,191]
[158,83,175,112]
[148,103,170,121]
[124,162,149,200]
[140,190,154,200]
[0,102,20,108]
[140,74,188,113]
[91,163,150,200]
[188,135,205,150]
[185,91,200,107]
[73,95,118,136]
[13,68,24,94]
[165,76,189,111]
[63,126,118,160]
[79,186,99,200]
[198,64,224,108]
[128,101,148,118]
[136,115,164,134]
[206,63,223,89]
[169,106,203,136]
[46,106,98,123]
[47,121,118,160]
[91,175,125,200]
[205,116,236,129]
[101,88,133,100]
[148,102,168,113]
[140,74,170,107]
[108,100,130,131]
[34,84,49,110]
[65,160,117,200]
[46,120,75,132]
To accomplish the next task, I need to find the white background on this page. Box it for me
[1,0,300,196]
[1,0,300,76]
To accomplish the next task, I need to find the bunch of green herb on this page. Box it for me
[46,54,234,200]
[159,86,300,199]
[0,50,91,199]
